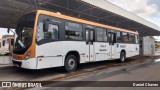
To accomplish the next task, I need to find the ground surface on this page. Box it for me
[0,56,160,90]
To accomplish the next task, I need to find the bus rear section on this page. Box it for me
[12,10,139,71]
[0,39,5,55]
[0,39,2,55]
[2,37,14,55]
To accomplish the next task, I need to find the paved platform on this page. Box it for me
[0,56,12,67]
[35,58,160,90]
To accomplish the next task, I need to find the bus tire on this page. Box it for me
[64,54,77,72]
[119,51,126,63]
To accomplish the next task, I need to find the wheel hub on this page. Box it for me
[68,59,75,69]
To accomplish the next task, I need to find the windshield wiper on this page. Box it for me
[18,40,25,48]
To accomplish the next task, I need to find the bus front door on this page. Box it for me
[85,29,94,62]
[108,32,116,59]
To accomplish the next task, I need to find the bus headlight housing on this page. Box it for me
[25,51,32,60]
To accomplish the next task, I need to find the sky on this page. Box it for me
[0,28,14,38]
[0,0,160,38]
[106,0,160,40]
[106,0,160,26]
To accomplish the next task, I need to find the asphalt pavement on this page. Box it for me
[0,56,12,67]
[0,55,160,90]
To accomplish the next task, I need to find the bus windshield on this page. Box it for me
[13,12,36,54]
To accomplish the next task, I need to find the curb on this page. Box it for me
[0,65,14,70]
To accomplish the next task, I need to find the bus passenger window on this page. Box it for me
[65,22,83,40]
[117,31,121,43]
[121,32,129,43]
[44,24,59,40]
[37,22,44,41]
[96,28,107,42]
[129,34,136,44]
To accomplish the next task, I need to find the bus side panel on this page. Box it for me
[36,42,63,69]
[62,41,86,64]
[114,43,139,59]
[94,42,110,61]
[36,41,86,69]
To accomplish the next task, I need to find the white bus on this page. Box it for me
[0,39,3,54]
[0,39,5,55]
[12,10,139,72]
[0,37,14,55]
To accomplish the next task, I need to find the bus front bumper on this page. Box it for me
[12,58,37,69]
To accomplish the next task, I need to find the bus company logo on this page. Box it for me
[2,82,11,87]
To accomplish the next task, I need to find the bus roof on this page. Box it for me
[2,37,14,40]
[37,10,138,35]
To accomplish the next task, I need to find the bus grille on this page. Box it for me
[12,60,22,67]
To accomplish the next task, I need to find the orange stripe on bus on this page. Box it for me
[37,10,138,34]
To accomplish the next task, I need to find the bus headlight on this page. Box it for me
[25,51,32,60]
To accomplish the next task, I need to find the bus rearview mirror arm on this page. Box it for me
[7,28,15,34]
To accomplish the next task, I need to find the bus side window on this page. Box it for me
[65,22,83,40]
[121,32,129,43]
[43,24,59,40]
[37,22,59,41]
[47,24,59,40]
[96,28,107,42]
[129,34,136,44]
[117,31,121,43]
[37,22,44,42]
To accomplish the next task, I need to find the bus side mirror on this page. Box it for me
[43,21,49,32]
[7,28,11,34]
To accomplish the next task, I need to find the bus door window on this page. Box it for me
[90,30,94,44]
[86,30,89,44]
[86,29,95,44]
[108,32,116,45]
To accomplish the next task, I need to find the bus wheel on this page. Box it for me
[64,55,77,72]
[119,52,126,63]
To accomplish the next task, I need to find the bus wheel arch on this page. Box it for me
[64,51,80,72]
[119,50,126,63]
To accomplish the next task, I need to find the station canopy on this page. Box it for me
[0,0,160,36]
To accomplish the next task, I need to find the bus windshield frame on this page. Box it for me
[13,12,36,54]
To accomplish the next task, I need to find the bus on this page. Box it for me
[0,39,3,54]
[0,39,5,55]
[1,37,14,55]
[12,10,139,72]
